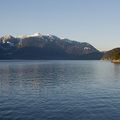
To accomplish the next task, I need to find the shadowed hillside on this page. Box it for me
[0,33,103,60]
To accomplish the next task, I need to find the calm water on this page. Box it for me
[0,60,120,120]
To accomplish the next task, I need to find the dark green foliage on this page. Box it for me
[102,48,120,60]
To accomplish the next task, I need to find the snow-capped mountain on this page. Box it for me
[0,33,103,60]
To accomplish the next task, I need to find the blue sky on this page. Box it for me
[0,0,120,51]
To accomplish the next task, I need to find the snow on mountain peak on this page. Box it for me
[28,32,43,37]
[1,35,14,40]
[17,33,43,38]
[33,33,42,36]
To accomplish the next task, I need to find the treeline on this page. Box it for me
[102,48,120,60]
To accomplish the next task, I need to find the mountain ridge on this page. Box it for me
[0,33,103,60]
[102,48,120,60]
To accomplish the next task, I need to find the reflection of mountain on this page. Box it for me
[0,63,43,90]
[0,33,103,60]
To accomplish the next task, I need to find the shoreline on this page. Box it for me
[111,60,120,64]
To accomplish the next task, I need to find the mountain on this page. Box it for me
[102,48,120,60]
[0,33,103,60]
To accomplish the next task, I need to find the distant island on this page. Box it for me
[0,33,103,60]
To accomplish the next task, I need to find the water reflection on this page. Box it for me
[0,61,97,92]
[113,64,120,76]
[0,60,120,120]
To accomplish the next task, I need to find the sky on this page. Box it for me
[0,0,120,51]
